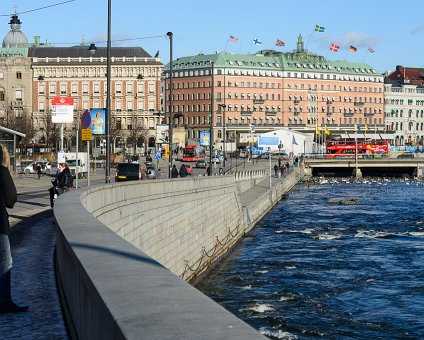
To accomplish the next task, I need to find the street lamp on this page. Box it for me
[218,104,226,167]
[167,32,173,178]
[88,0,111,184]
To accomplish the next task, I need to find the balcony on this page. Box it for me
[293,100,300,104]
[354,102,364,107]
[253,99,265,104]
[241,110,252,115]
[10,100,25,108]
[265,111,277,115]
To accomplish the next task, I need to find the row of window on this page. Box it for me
[390,121,424,131]
[386,99,424,106]
[387,109,424,118]
[38,100,156,112]
[38,82,155,95]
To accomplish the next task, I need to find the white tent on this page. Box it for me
[257,129,314,155]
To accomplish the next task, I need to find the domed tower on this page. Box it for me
[2,13,29,48]
[296,34,305,53]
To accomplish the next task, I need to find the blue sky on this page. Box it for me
[2,0,424,73]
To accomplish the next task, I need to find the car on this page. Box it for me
[23,161,52,174]
[195,159,207,168]
[115,162,142,182]
[397,153,415,159]
[144,162,161,179]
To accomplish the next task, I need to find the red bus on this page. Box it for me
[182,145,205,162]
[326,139,389,159]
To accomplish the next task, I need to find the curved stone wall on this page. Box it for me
[54,174,269,340]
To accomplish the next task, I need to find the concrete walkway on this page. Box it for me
[0,159,288,339]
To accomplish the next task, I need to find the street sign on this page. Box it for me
[92,147,101,158]
[156,149,161,161]
[81,110,91,128]
[156,154,161,161]
[82,128,93,141]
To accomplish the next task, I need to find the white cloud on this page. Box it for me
[411,26,424,35]
[314,31,379,49]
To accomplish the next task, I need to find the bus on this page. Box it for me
[326,139,389,159]
[183,145,205,162]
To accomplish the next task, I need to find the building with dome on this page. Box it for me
[0,13,32,139]
[2,13,29,48]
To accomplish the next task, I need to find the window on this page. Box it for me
[0,72,3,79]
[116,83,122,94]
[94,84,100,93]
[38,84,45,94]
[49,84,56,94]
[116,101,122,111]
[72,84,77,94]
[127,83,133,93]
[137,83,144,93]
[149,83,155,93]
[60,84,66,94]
[127,101,133,111]
[16,72,22,79]
[0,91,4,101]
[38,101,45,112]
[82,84,88,94]
[15,89,22,101]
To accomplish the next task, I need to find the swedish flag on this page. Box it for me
[314,25,325,32]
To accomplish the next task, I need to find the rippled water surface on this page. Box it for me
[195,179,424,339]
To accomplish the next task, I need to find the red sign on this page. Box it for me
[51,97,74,123]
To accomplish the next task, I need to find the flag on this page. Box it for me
[365,124,369,131]
[275,39,285,47]
[349,45,357,52]
[154,50,160,58]
[325,126,330,136]
[315,125,320,134]
[229,35,238,42]
[253,38,262,45]
[368,47,375,53]
[329,43,340,52]
[249,124,255,133]
[292,135,298,145]
[355,124,359,131]
[314,25,325,32]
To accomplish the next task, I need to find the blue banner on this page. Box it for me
[258,136,279,146]
[90,108,106,135]
[200,131,210,146]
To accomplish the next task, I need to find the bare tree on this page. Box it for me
[126,113,147,156]
[6,109,34,145]
[43,110,61,149]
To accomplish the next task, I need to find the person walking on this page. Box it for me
[179,164,188,178]
[48,162,72,208]
[36,163,42,179]
[274,164,279,177]
[0,143,29,313]
[171,164,179,178]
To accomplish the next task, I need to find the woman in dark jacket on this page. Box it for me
[171,164,179,178]
[0,144,29,313]
[48,162,72,207]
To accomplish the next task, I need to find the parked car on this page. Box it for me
[23,161,52,174]
[195,159,207,168]
[115,162,142,182]
[397,153,415,159]
[144,162,161,179]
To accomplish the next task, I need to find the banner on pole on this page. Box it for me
[52,97,74,123]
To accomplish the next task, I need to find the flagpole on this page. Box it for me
[248,41,253,54]
[362,51,367,63]
[305,31,314,50]
[343,48,349,61]
[223,39,229,52]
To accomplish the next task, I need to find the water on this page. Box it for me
[195,178,424,339]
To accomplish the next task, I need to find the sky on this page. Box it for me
[1,0,424,74]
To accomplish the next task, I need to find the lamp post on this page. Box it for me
[88,0,111,183]
[167,32,173,178]
[218,104,226,168]
[32,139,35,162]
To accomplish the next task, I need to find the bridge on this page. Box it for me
[303,157,424,177]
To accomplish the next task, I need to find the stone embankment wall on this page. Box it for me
[54,169,301,340]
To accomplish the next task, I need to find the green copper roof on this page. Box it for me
[165,50,382,76]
